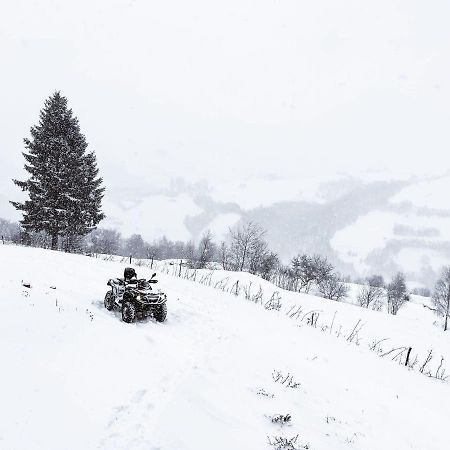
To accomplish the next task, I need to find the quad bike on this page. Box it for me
[104,267,167,323]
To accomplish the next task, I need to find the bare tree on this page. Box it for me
[312,255,334,285]
[145,243,161,260]
[184,241,196,266]
[258,251,279,281]
[155,236,174,259]
[219,241,230,270]
[0,218,21,243]
[87,228,121,255]
[357,274,385,309]
[386,272,408,315]
[196,230,216,269]
[248,235,270,275]
[368,274,385,288]
[273,265,296,291]
[317,273,349,301]
[432,266,450,331]
[291,254,315,292]
[228,221,267,272]
[290,253,333,293]
[123,234,146,258]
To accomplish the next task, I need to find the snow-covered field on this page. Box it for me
[330,174,450,280]
[1,244,450,450]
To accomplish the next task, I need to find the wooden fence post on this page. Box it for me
[405,347,412,366]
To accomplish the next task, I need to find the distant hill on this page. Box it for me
[4,173,450,287]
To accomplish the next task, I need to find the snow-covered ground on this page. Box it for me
[1,244,450,450]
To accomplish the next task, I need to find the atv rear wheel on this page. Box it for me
[104,291,114,311]
[122,302,136,323]
[153,303,167,323]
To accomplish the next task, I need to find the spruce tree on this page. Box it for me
[11,91,105,250]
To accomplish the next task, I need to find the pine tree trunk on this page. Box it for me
[51,233,58,250]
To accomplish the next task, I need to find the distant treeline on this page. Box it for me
[0,216,406,304]
[4,215,450,329]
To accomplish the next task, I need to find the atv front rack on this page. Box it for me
[138,293,167,305]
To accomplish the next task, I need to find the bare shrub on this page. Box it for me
[317,274,349,301]
[357,275,385,309]
[265,291,283,311]
[387,272,408,315]
[272,370,301,388]
[268,413,292,426]
[267,435,309,450]
[259,251,280,281]
[194,230,216,269]
[290,254,333,293]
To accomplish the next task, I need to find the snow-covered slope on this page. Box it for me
[1,245,450,450]
[330,174,450,283]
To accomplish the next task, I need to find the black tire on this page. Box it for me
[122,302,136,323]
[104,291,114,311]
[153,303,167,323]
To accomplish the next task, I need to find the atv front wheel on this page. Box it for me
[153,303,167,323]
[122,302,136,323]
[104,291,114,311]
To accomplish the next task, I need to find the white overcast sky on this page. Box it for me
[1,0,450,220]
